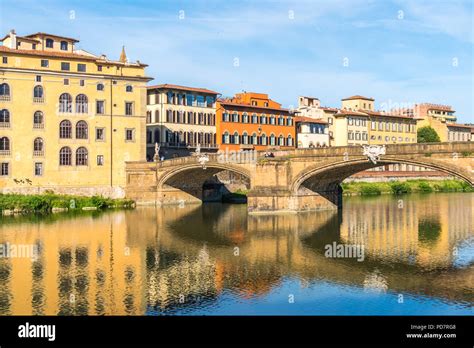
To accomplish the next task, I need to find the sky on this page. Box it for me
[0,0,473,122]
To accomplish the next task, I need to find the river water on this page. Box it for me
[0,193,473,315]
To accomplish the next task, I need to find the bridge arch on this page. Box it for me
[291,157,474,195]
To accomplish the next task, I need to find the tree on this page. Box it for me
[417,126,441,143]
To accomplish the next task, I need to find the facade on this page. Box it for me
[146,84,219,160]
[0,30,151,197]
[394,103,471,142]
[298,95,417,147]
[216,92,295,151]
[295,117,329,148]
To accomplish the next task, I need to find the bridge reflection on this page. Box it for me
[0,193,472,315]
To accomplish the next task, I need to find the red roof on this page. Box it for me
[295,116,328,124]
[446,123,473,129]
[24,32,80,43]
[147,83,219,95]
[218,100,292,113]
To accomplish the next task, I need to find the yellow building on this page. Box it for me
[0,30,152,197]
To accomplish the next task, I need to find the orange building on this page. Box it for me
[216,92,295,151]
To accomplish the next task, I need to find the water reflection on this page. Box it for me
[0,193,472,315]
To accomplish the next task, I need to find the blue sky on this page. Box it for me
[1,0,473,122]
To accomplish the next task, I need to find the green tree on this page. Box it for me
[417,126,441,143]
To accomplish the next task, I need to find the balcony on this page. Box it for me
[33,123,45,129]
[0,95,11,102]
[33,97,45,104]
[0,122,10,128]
[33,150,44,157]
[0,150,11,156]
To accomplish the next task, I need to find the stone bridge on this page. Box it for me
[125,142,474,213]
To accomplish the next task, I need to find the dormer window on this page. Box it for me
[60,41,68,51]
[32,44,36,50]
[46,38,54,48]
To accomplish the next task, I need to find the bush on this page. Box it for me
[390,182,411,195]
[417,181,433,193]
[359,183,382,195]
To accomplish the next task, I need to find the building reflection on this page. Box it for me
[0,193,472,315]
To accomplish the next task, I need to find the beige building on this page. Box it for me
[0,30,151,197]
[146,84,219,160]
[297,95,417,147]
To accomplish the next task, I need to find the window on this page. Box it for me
[362,133,368,141]
[77,64,86,72]
[0,162,9,176]
[242,113,249,123]
[0,83,10,96]
[97,65,102,71]
[34,162,43,176]
[125,102,133,116]
[59,120,72,138]
[75,94,88,113]
[33,137,44,156]
[222,112,230,122]
[278,135,284,146]
[371,121,376,130]
[348,118,353,125]
[97,83,104,91]
[242,132,249,145]
[287,135,293,147]
[260,115,267,124]
[59,147,72,165]
[60,41,68,51]
[0,109,10,124]
[348,132,354,140]
[222,132,230,144]
[46,38,54,48]
[278,117,284,125]
[79,80,85,87]
[59,93,72,113]
[96,128,105,141]
[61,62,70,71]
[270,134,276,146]
[232,113,239,122]
[287,117,293,126]
[270,116,276,125]
[252,114,258,124]
[33,111,43,128]
[97,155,104,166]
[264,102,268,107]
[328,117,333,125]
[64,79,69,86]
[76,147,88,166]
[126,85,133,92]
[125,128,135,141]
[233,131,239,144]
[261,134,267,145]
[355,133,361,140]
[2,57,7,64]
[36,75,41,82]
[355,119,360,126]
[76,121,88,139]
[33,85,43,99]
[40,59,49,68]
[252,101,257,106]
[96,100,105,114]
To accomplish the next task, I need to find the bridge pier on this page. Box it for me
[247,187,342,214]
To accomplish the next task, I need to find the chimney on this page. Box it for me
[9,29,17,49]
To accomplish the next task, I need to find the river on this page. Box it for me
[0,193,472,315]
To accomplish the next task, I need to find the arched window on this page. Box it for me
[60,41,68,51]
[278,135,285,146]
[252,133,257,145]
[0,83,10,96]
[59,120,72,138]
[33,138,44,156]
[76,147,88,166]
[233,131,239,144]
[76,121,88,139]
[59,93,72,113]
[223,131,230,144]
[45,38,54,48]
[287,135,293,147]
[0,109,10,123]
[33,85,43,98]
[270,134,276,146]
[242,132,248,145]
[261,134,267,145]
[75,94,88,113]
[126,85,133,92]
[97,83,104,91]
[59,147,72,166]
[33,111,44,128]
[0,137,10,150]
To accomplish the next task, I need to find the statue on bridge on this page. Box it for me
[362,145,386,164]
[194,143,209,169]
[153,142,160,162]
